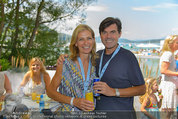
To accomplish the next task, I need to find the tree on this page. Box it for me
[0,0,96,66]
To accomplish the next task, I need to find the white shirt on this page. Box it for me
[0,72,5,96]
[159,51,176,81]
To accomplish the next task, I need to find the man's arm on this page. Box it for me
[116,84,146,97]
[93,82,146,97]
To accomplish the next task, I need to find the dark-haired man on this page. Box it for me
[93,17,146,119]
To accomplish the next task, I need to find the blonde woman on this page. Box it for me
[47,24,97,111]
[19,57,50,95]
[159,35,178,119]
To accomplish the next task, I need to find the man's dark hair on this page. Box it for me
[99,17,122,34]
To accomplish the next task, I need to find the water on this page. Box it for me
[121,42,161,78]
[137,56,160,78]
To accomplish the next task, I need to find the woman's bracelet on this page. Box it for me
[70,97,74,107]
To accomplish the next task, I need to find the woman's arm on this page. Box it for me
[161,61,178,76]
[19,71,31,87]
[4,74,12,94]
[0,74,12,101]
[46,63,71,104]
[140,97,156,119]
[43,72,51,90]
[46,62,94,111]
[157,94,163,108]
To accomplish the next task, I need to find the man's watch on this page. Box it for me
[115,88,120,97]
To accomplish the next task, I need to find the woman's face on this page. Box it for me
[75,30,94,55]
[169,37,178,51]
[31,61,40,73]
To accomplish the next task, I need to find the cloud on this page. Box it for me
[172,27,178,32]
[132,6,157,12]
[86,5,108,12]
[132,2,178,12]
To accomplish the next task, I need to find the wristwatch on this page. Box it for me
[115,88,120,97]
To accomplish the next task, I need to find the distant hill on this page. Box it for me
[59,34,165,44]
[95,37,132,43]
[95,36,164,44]
[132,38,164,43]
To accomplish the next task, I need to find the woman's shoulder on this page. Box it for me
[24,71,31,78]
[64,57,75,66]
[161,51,173,60]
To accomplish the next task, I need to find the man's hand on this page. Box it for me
[57,54,69,65]
[93,81,115,96]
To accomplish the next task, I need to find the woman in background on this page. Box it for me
[159,35,178,119]
[0,63,12,101]
[19,57,50,95]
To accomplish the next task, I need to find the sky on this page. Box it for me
[58,0,178,40]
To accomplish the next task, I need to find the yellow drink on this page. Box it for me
[36,94,41,103]
[85,90,94,111]
[85,90,94,102]
[0,102,2,111]
[31,92,37,101]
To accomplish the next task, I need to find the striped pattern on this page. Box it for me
[58,58,96,111]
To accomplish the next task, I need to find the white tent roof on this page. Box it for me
[136,43,160,48]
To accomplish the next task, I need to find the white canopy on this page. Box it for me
[136,43,160,48]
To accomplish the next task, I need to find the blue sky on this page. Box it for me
[84,0,178,40]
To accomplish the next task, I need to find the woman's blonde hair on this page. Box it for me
[161,35,178,55]
[29,57,47,79]
[139,77,157,104]
[69,24,97,66]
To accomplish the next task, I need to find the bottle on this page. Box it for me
[39,94,45,112]
[19,87,24,97]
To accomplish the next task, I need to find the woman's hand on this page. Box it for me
[73,98,94,111]
[158,89,163,99]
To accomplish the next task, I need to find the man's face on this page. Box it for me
[100,24,121,50]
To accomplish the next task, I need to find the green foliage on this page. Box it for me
[0,58,11,71]
[0,0,96,67]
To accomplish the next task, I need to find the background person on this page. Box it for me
[47,24,97,111]
[0,63,12,101]
[19,57,50,95]
[159,35,178,119]
[175,52,178,71]
[139,77,163,119]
